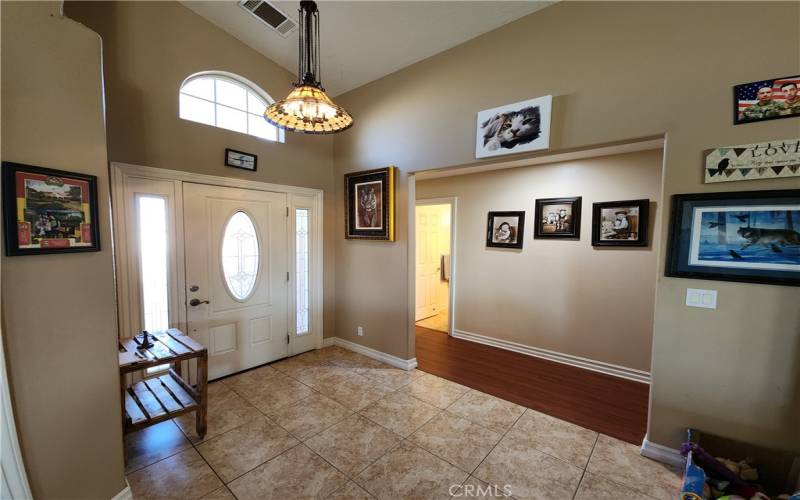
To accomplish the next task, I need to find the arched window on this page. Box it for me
[179,72,284,143]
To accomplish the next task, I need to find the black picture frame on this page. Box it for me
[2,161,101,256]
[224,148,257,171]
[486,211,525,249]
[344,166,395,241]
[534,197,582,239]
[733,75,800,125]
[665,190,800,287]
[591,199,649,247]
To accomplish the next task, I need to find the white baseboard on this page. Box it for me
[452,329,650,384]
[111,480,132,500]
[641,435,685,467]
[323,337,417,371]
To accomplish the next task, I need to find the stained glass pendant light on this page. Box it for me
[265,1,353,134]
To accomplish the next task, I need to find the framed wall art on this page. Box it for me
[665,190,800,287]
[734,75,800,125]
[486,211,525,249]
[3,162,101,256]
[592,199,649,247]
[224,148,257,171]
[475,95,552,159]
[534,196,581,239]
[704,139,800,183]
[344,166,395,241]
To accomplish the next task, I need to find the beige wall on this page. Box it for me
[1,2,127,498]
[417,149,663,372]
[333,1,800,451]
[65,1,338,338]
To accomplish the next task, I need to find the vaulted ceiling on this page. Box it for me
[181,1,553,96]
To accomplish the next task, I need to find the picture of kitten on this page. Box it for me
[481,106,541,151]
[475,95,552,159]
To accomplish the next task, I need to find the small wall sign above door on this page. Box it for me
[225,148,257,171]
[704,139,800,183]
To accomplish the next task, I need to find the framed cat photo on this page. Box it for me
[2,161,101,256]
[475,95,552,159]
[534,197,581,239]
[344,166,396,241]
[592,199,649,247]
[486,211,525,249]
[665,190,800,287]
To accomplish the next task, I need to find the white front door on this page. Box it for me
[183,183,289,380]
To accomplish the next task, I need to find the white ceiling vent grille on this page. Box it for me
[238,0,297,38]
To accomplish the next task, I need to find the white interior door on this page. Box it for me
[183,183,288,380]
[415,204,450,321]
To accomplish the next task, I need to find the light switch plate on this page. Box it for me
[686,288,717,309]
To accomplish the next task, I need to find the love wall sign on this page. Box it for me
[704,139,800,183]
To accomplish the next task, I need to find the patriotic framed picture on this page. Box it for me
[734,75,800,125]
[3,162,101,256]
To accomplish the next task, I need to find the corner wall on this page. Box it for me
[417,149,663,372]
[332,1,800,451]
[1,2,127,497]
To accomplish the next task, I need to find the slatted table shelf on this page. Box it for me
[118,328,208,438]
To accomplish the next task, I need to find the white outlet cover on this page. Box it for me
[686,288,717,309]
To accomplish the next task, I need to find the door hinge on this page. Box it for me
[286,271,290,282]
[286,206,289,217]
[287,333,290,344]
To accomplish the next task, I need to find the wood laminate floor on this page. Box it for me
[415,326,649,445]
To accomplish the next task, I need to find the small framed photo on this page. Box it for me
[592,199,649,247]
[3,162,101,256]
[665,190,800,287]
[344,166,396,241]
[225,148,257,171]
[475,95,552,159]
[734,75,800,125]
[534,197,581,239]
[486,211,525,249]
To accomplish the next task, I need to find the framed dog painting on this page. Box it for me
[344,166,395,241]
[3,162,101,256]
[486,211,525,249]
[666,190,800,286]
[475,95,552,159]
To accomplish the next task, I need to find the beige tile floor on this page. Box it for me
[125,346,681,500]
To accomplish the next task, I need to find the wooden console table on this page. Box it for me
[118,328,207,438]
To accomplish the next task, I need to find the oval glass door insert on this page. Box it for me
[221,211,260,300]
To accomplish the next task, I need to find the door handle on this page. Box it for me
[189,298,210,307]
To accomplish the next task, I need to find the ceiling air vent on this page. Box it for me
[238,0,297,38]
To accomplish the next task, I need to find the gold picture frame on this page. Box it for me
[344,166,395,241]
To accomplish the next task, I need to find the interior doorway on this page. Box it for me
[415,200,455,334]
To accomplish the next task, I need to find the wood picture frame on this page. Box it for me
[3,161,101,256]
[224,148,257,171]
[534,197,582,239]
[344,166,396,241]
[591,199,649,247]
[486,211,525,249]
[665,190,800,287]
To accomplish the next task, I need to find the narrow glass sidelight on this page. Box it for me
[221,211,260,300]
[137,195,170,331]
[296,208,310,334]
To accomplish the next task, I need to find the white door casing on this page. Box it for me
[183,183,288,380]
[110,162,324,381]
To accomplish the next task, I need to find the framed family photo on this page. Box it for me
[592,199,649,247]
[3,162,101,256]
[666,190,800,287]
[344,166,395,241]
[734,75,800,125]
[534,197,581,239]
[486,211,525,249]
[475,95,552,159]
